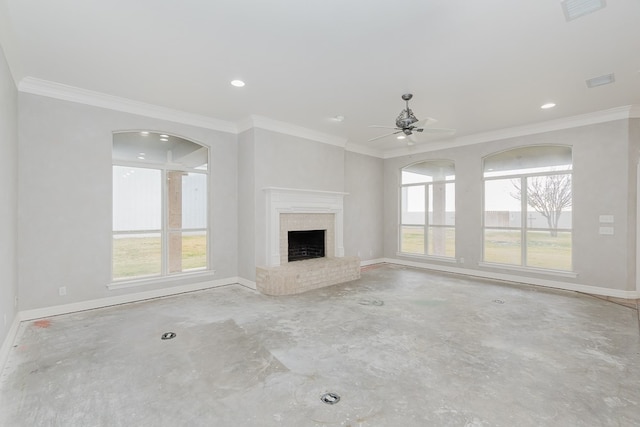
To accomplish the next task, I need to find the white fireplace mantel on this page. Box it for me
[264,187,347,267]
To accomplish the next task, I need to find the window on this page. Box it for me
[112,131,209,281]
[483,145,572,271]
[400,160,455,258]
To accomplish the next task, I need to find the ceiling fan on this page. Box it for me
[368,93,455,143]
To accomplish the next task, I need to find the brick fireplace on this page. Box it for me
[257,188,360,295]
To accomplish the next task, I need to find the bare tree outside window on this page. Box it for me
[511,174,571,237]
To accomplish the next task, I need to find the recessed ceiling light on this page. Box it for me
[541,102,556,109]
[231,79,245,87]
[332,115,345,122]
[140,131,149,136]
[160,138,169,142]
[138,152,145,156]
[137,156,145,160]
[397,135,406,140]
[586,73,615,88]
[159,134,169,138]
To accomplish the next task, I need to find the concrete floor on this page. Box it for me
[1,264,639,426]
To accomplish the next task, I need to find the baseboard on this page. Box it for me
[361,258,386,267]
[19,276,243,322]
[0,314,21,380]
[383,258,640,300]
[236,277,257,290]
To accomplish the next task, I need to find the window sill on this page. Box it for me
[477,262,577,278]
[396,252,458,263]
[107,270,217,291]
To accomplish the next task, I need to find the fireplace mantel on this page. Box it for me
[263,187,347,267]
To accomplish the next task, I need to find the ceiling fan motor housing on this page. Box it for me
[396,108,418,129]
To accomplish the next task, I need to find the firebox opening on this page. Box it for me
[288,230,325,262]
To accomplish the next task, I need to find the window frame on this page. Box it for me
[481,146,573,272]
[111,133,212,284]
[399,160,456,259]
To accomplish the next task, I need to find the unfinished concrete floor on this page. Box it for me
[1,264,639,426]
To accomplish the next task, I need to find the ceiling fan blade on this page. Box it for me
[412,117,438,128]
[368,130,402,142]
[368,125,400,130]
[418,127,456,134]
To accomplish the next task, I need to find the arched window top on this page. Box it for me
[113,131,208,171]
[483,145,571,178]
[401,159,455,184]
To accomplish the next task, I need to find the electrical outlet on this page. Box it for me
[59,286,67,296]
[459,257,465,264]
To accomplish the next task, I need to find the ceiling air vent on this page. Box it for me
[561,0,606,21]
[586,73,615,88]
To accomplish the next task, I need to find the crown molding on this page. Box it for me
[383,105,640,159]
[344,142,384,158]
[243,115,348,148]
[18,77,238,134]
[16,77,639,156]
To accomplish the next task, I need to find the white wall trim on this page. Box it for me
[107,270,217,291]
[263,187,347,267]
[242,115,348,148]
[17,78,640,158]
[361,258,386,267]
[236,277,257,290]
[0,314,21,379]
[18,77,238,134]
[379,258,640,299]
[18,276,244,322]
[345,141,384,158]
[380,105,640,159]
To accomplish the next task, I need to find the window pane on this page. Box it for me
[526,231,572,271]
[113,132,208,170]
[181,172,208,229]
[429,183,455,226]
[401,226,424,254]
[402,170,432,184]
[168,171,208,230]
[169,231,208,273]
[484,229,521,265]
[113,166,161,231]
[401,186,425,225]
[525,174,572,230]
[402,160,455,184]
[484,179,522,227]
[483,146,572,177]
[113,233,161,279]
[428,227,455,257]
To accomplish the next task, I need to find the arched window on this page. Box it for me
[112,131,209,281]
[400,160,455,258]
[483,145,572,271]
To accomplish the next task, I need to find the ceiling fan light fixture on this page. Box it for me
[397,135,406,140]
[230,79,245,87]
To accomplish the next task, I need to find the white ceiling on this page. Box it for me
[2,0,639,155]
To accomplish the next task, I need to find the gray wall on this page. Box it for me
[251,128,346,272]
[18,94,238,311]
[344,151,384,261]
[384,120,637,292]
[237,129,256,280]
[0,44,18,346]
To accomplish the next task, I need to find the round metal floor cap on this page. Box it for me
[320,392,340,405]
[161,332,177,340]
